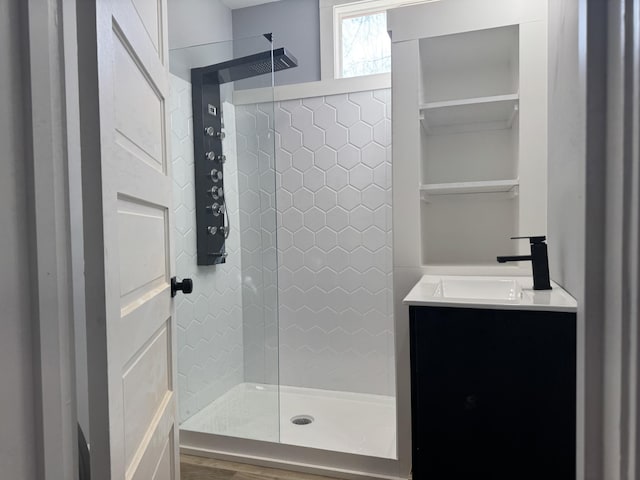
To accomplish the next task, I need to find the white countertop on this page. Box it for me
[403,275,578,313]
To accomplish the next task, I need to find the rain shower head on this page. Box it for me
[196,47,298,84]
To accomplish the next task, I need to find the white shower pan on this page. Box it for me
[180,383,397,460]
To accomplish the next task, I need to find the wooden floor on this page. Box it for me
[180,455,344,480]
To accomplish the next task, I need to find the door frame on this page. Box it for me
[597,0,640,478]
[21,0,80,478]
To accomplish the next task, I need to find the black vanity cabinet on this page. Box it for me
[409,306,576,480]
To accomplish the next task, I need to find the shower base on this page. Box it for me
[181,382,397,459]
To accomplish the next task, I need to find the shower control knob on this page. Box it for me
[207,203,223,216]
[206,152,226,163]
[208,186,223,200]
[207,203,220,216]
[208,225,226,236]
[209,169,223,182]
[205,127,225,139]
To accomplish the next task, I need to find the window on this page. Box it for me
[339,10,391,78]
[321,0,438,80]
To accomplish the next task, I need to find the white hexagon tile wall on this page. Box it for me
[172,79,395,426]
[235,102,280,387]
[272,90,394,396]
[170,75,245,423]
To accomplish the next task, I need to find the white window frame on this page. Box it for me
[319,0,438,80]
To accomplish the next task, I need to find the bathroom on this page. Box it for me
[164,0,568,478]
[4,0,638,479]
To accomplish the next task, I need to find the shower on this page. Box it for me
[190,46,298,265]
[169,33,397,477]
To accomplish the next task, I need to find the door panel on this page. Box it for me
[128,410,175,480]
[130,0,161,52]
[122,323,171,466]
[82,0,177,478]
[118,292,172,362]
[117,198,168,302]
[113,32,166,172]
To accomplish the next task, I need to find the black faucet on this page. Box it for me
[497,236,552,290]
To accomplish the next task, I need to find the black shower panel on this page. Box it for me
[191,46,298,266]
[191,72,227,265]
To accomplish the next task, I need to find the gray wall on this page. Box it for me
[169,0,320,86]
[548,1,606,479]
[168,0,233,49]
[0,0,37,478]
[548,0,586,295]
[232,0,321,87]
[548,3,588,477]
[167,0,235,82]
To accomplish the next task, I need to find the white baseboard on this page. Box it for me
[180,430,408,480]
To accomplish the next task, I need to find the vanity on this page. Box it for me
[404,275,577,480]
[387,1,578,476]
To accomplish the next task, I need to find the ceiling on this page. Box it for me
[221,0,280,9]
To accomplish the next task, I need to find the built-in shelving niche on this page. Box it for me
[419,24,521,266]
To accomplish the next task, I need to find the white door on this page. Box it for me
[78,0,179,478]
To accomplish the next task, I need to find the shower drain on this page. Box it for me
[291,415,314,426]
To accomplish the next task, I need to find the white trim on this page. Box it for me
[180,431,404,480]
[386,0,546,43]
[24,0,78,478]
[319,2,337,80]
[319,0,438,80]
[233,73,390,105]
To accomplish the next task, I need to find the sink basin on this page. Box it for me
[403,275,578,312]
[436,278,522,301]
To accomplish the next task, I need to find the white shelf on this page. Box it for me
[420,179,519,201]
[418,25,519,103]
[419,94,519,135]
